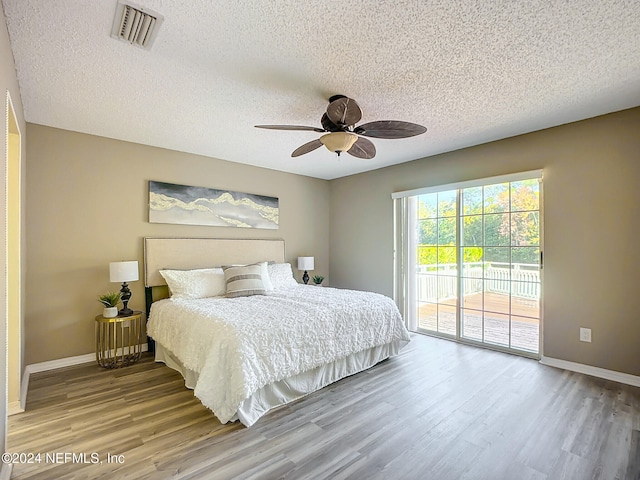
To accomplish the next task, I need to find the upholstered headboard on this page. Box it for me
[144,237,286,287]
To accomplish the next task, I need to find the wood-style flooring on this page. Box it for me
[8,334,640,480]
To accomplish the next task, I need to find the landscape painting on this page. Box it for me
[149,181,279,229]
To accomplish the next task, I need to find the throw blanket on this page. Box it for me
[148,285,410,423]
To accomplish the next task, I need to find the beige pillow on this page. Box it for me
[223,264,266,298]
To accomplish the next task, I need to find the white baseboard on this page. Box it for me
[25,351,97,375]
[0,462,12,480]
[7,401,24,416]
[539,356,640,387]
[20,344,149,411]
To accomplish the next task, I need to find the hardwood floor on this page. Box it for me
[8,334,640,479]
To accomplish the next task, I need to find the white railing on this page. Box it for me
[417,262,540,302]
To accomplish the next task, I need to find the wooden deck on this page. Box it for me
[419,292,540,353]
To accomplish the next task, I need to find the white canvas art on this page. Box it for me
[149,181,279,229]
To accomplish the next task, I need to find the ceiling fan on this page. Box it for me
[255,95,427,159]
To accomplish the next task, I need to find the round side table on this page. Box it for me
[95,310,145,368]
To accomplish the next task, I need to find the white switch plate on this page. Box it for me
[579,328,592,343]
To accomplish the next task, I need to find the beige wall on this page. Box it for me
[25,124,330,365]
[1,3,27,459]
[330,107,640,377]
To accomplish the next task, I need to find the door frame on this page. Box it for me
[6,91,23,415]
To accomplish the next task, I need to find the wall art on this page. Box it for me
[149,181,279,229]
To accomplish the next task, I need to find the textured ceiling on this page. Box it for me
[3,0,640,180]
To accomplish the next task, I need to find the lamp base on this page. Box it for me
[302,270,309,284]
[119,282,133,317]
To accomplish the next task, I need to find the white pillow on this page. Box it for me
[223,264,266,298]
[160,268,226,299]
[259,261,274,291]
[267,263,298,290]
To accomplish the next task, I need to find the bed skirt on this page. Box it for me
[155,339,406,426]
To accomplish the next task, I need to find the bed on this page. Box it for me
[144,237,410,427]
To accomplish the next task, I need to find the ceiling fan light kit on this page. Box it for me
[320,132,358,156]
[256,95,427,160]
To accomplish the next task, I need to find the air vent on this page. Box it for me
[111,1,163,50]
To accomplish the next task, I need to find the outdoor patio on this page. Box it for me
[418,292,540,353]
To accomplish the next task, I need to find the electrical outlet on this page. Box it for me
[579,328,592,343]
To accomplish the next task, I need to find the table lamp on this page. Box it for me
[297,256,314,285]
[109,260,139,316]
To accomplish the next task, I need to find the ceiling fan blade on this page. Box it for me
[326,97,362,126]
[354,120,427,139]
[320,113,343,132]
[255,125,325,132]
[347,137,376,159]
[291,139,323,157]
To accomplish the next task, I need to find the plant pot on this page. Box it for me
[103,306,118,318]
[314,283,323,287]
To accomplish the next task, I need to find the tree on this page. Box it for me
[417,181,540,266]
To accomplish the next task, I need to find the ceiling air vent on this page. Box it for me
[111,1,164,50]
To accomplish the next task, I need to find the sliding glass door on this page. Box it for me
[397,171,542,357]
[459,180,540,354]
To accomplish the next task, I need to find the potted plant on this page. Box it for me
[98,291,121,318]
[312,275,324,286]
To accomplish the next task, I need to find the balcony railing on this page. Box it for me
[417,262,540,303]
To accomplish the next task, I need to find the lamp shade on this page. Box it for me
[320,132,358,153]
[109,261,139,283]
[297,256,314,271]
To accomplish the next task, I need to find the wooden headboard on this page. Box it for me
[144,237,285,287]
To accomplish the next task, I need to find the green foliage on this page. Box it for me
[463,247,483,262]
[312,275,324,285]
[417,246,484,266]
[418,245,538,266]
[98,291,121,307]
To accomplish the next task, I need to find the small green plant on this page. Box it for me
[98,291,121,308]
[312,275,324,285]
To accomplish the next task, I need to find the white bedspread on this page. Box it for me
[147,285,410,423]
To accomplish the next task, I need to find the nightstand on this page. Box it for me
[95,310,145,368]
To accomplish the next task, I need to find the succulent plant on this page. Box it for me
[98,291,121,308]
